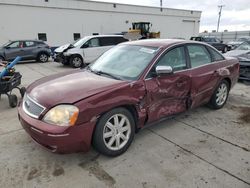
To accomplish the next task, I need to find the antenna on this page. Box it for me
[217,5,225,32]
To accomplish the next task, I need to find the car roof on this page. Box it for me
[122,39,187,48]
[87,35,124,38]
[9,40,45,43]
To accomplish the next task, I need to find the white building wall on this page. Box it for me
[0,0,201,46]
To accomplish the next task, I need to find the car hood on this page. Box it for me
[54,44,73,53]
[27,70,127,108]
[227,41,242,45]
[224,50,250,57]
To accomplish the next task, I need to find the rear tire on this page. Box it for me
[93,108,135,157]
[209,80,229,109]
[9,94,18,108]
[37,53,49,63]
[70,55,84,68]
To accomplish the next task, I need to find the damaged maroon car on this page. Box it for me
[18,39,239,156]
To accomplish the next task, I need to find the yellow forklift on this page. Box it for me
[128,22,160,39]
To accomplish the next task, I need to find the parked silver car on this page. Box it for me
[0,40,52,63]
[53,35,128,68]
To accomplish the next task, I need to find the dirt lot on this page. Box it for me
[0,61,249,188]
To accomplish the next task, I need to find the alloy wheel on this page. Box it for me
[103,114,131,151]
[215,83,228,106]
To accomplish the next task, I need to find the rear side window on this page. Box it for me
[25,41,35,47]
[187,45,212,68]
[99,37,116,46]
[207,46,225,62]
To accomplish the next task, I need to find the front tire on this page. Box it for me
[70,55,83,68]
[93,108,135,157]
[209,80,229,109]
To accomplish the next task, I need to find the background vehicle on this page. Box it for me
[0,40,51,63]
[190,36,229,53]
[18,39,239,157]
[224,41,250,81]
[227,36,250,50]
[128,22,160,39]
[53,35,128,68]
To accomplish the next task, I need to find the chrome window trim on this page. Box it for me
[22,94,46,119]
[143,44,225,80]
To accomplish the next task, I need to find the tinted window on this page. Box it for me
[207,47,225,61]
[157,47,187,71]
[187,45,211,68]
[100,37,116,46]
[85,38,100,47]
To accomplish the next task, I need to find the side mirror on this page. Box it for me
[155,66,173,75]
[81,44,89,48]
[4,46,10,49]
[221,40,223,43]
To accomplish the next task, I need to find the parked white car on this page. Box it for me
[53,35,128,68]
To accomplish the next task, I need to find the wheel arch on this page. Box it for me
[223,77,232,90]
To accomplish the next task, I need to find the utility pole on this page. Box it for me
[217,5,225,32]
[160,0,163,12]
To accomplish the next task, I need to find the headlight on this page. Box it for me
[43,105,79,126]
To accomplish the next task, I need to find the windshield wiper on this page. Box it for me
[95,71,122,80]
[85,66,122,80]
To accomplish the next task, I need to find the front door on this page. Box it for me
[145,46,191,123]
[5,41,24,60]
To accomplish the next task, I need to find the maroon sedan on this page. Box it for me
[18,39,239,156]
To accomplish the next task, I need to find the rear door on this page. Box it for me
[145,46,191,123]
[186,44,223,108]
[22,41,36,59]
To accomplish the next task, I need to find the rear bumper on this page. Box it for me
[18,104,95,154]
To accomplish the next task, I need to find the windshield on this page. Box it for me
[236,42,250,50]
[1,41,12,47]
[89,45,159,81]
[236,38,249,42]
[73,37,90,47]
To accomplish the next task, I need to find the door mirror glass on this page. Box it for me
[156,66,173,75]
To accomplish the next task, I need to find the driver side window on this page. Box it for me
[157,47,187,71]
[85,38,100,48]
[8,41,21,48]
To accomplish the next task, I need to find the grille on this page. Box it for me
[23,94,46,119]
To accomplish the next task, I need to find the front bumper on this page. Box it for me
[53,53,69,64]
[18,104,96,154]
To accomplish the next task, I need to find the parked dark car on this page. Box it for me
[224,41,250,81]
[227,36,250,50]
[0,40,51,63]
[18,39,239,156]
[190,36,229,53]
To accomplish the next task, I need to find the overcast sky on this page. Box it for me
[90,0,250,32]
